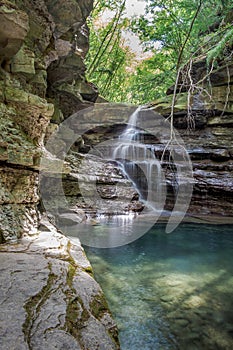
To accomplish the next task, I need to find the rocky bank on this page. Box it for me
[0,217,119,350]
[0,1,120,349]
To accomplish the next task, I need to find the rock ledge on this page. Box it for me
[0,218,119,350]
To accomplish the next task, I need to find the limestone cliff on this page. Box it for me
[151,57,233,220]
[0,1,120,349]
[0,0,100,243]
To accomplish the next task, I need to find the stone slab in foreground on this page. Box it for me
[0,219,119,350]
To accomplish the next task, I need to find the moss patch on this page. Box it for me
[22,262,57,349]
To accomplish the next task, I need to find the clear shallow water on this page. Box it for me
[85,222,233,350]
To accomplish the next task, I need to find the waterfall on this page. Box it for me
[112,106,163,211]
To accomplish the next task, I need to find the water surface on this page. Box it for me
[85,222,233,350]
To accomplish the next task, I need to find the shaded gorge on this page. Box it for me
[85,222,233,349]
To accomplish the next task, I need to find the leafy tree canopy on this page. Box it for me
[86,0,233,104]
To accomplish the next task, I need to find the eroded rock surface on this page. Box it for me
[0,0,98,242]
[0,0,121,348]
[0,2,29,62]
[0,219,119,350]
[147,56,233,218]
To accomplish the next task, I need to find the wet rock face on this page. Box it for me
[179,126,233,217]
[40,152,144,229]
[45,0,98,118]
[0,2,121,348]
[151,58,233,218]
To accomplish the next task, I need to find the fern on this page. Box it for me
[207,25,233,65]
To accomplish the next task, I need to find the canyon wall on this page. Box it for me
[0,0,98,243]
[1,1,232,241]
[152,58,233,219]
[0,1,120,349]
[67,61,233,222]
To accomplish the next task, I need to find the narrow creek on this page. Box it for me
[85,221,233,349]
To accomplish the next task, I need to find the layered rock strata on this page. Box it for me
[0,1,120,348]
[0,0,99,243]
[70,66,233,220]
[40,104,144,228]
[151,59,233,219]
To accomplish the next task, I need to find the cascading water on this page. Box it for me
[112,106,164,211]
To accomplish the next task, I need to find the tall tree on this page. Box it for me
[86,0,233,104]
[130,0,233,102]
[86,0,137,101]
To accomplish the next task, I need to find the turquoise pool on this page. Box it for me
[85,222,233,349]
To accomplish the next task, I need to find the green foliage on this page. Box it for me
[86,0,233,105]
[86,0,135,102]
[131,0,232,103]
[132,0,231,63]
[207,24,233,65]
[125,53,176,104]
[93,0,126,14]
